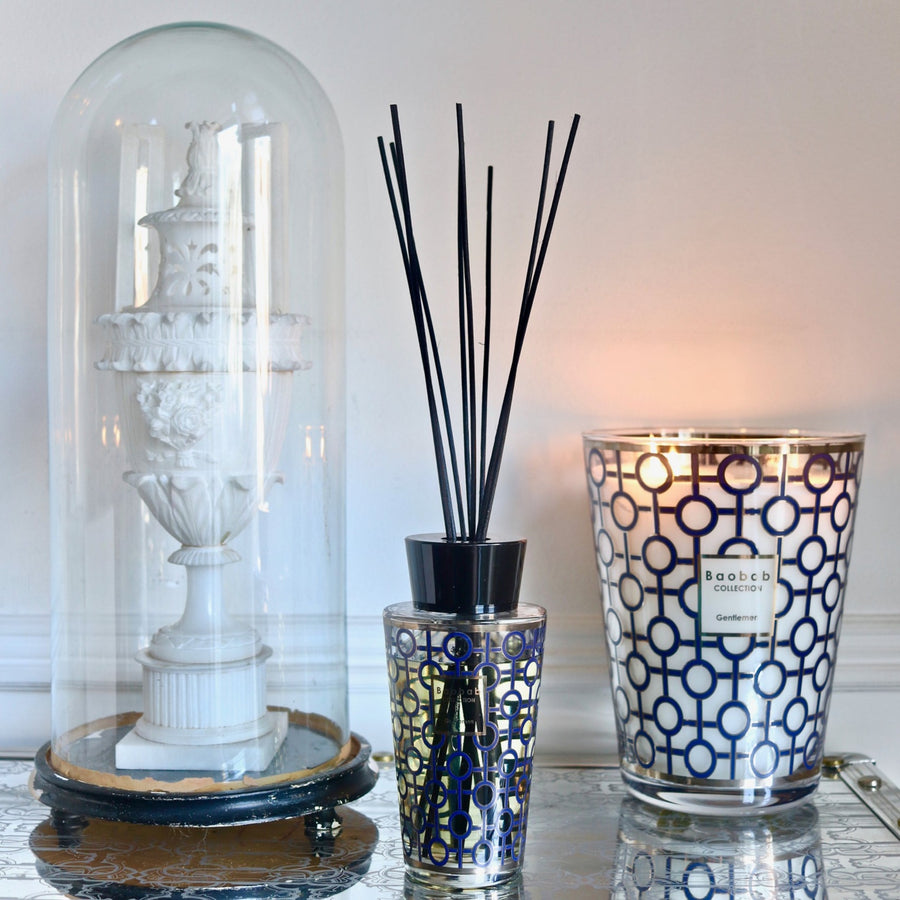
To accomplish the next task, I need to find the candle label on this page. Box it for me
[699,554,777,635]
[430,673,489,736]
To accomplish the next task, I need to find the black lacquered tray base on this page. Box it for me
[32,724,377,827]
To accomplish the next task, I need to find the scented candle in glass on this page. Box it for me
[583,428,864,814]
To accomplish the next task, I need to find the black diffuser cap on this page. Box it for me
[405,534,526,616]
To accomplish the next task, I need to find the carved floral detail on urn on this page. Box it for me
[136,377,222,466]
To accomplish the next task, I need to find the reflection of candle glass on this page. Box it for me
[614,798,825,899]
[583,429,864,813]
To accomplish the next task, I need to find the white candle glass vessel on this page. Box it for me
[583,429,864,814]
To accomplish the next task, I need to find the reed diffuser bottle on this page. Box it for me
[377,105,578,888]
[384,537,546,887]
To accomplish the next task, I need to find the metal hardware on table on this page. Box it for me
[824,753,900,839]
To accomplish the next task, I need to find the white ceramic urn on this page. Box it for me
[97,122,307,772]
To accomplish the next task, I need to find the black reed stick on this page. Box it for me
[456,111,472,539]
[456,104,478,540]
[384,108,474,539]
[480,165,493,507]
[379,106,579,545]
[378,134,457,539]
[475,113,581,541]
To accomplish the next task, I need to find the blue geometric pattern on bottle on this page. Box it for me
[384,617,545,879]
[584,440,864,789]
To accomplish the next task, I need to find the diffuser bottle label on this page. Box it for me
[699,555,777,635]
[431,673,488,737]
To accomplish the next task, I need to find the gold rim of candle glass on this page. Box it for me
[582,427,865,456]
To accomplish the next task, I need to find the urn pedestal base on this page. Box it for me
[115,644,286,772]
[115,710,288,772]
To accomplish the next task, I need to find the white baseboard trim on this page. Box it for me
[3,610,899,755]
[350,610,900,693]
[831,613,900,691]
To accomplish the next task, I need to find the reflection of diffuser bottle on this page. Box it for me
[384,535,546,888]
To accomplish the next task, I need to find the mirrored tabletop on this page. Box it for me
[2,754,899,898]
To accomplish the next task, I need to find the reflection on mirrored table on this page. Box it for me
[2,757,899,898]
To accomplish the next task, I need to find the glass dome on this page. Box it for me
[41,22,372,823]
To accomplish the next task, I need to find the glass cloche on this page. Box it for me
[39,22,373,825]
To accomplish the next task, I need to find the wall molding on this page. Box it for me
[3,610,899,755]
[0,612,50,689]
[4,609,900,692]
[350,611,900,694]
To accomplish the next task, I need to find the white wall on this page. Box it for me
[2,1,899,779]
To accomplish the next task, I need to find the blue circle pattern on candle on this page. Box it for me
[385,620,545,877]
[584,440,864,788]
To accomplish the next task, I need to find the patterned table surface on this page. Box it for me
[1,755,899,899]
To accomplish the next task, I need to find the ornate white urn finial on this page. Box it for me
[175,121,220,207]
[135,120,232,310]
